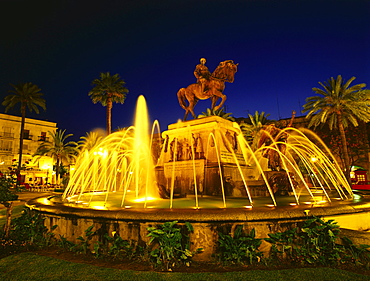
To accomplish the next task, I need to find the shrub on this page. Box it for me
[265,215,370,267]
[147,221,200,271]
[217,226,263,265]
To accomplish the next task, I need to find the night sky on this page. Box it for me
[1,0,369,140]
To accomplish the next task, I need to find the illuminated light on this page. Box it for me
[133,197,157,203]
[75,201,83,203]
[0,161,4,165]
[192,207,201,210]
[353,194,361,200]
[42,164,51,170]
[125,206,132,209]
[289,203,297,206]
[112,231,116,236]
[266,204,275,208]
[91,205,107,210]
[82,202,89,205]
[67,195,79,200]
[316,200,327,204]
[304,202,312,205]
[244,205,253,209]
[311,157,318,162]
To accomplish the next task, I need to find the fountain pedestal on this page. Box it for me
[155,116,263,197]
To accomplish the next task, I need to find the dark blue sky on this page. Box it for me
[1,0,369,140]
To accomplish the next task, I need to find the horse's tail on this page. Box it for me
[177,88,187,110]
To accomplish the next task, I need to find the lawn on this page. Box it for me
[0,252,369,281]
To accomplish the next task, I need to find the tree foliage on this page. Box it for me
[198,107,235,121]
[2,82,46,172]
[34,129,78,184]
[88,72,129,135]
[303,75,370,183]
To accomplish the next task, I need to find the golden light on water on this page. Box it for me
[133,197,157,203]
[91,205,107,210]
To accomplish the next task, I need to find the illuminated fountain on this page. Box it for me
[27,95,370,261]
[62,95,352,209]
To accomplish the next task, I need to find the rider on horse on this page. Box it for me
[194,58,211,96]
[178,59,238,121]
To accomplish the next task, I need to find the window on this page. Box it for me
[23,129,31,140]
[3,127,12,137]
[39,132,47,141]
[0,140,12,151]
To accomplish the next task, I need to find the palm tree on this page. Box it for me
[88,72,129,135]
[303,75,370,183]
[2,82,46,174]
[240,111,272,149]
[34,129,78,185]
[198,108,235,121]
[77,131,104,153]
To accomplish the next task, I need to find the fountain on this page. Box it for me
[26,63,370,260]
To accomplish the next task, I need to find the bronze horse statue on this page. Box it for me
[177,60,238,121]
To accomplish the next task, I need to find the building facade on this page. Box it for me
[0,113,57,185]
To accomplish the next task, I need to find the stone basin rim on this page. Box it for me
[25,195,370,223]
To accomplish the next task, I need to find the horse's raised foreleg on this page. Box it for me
[212,92,227,111]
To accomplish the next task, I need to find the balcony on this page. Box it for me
[38,136,49,142]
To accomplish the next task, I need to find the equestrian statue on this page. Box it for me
[177,58,238,121]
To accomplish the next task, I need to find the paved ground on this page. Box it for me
[0,191,55,211]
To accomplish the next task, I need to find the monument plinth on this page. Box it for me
[155,116,262,197]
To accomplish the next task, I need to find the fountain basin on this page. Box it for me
[26,194,370,261]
